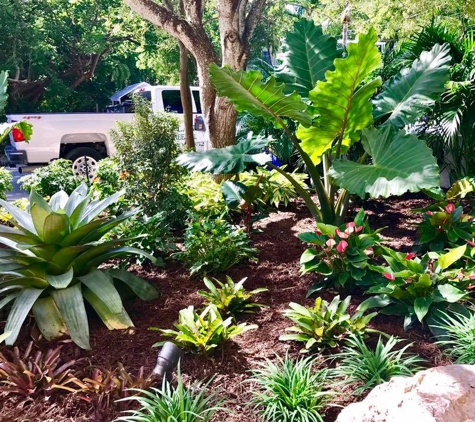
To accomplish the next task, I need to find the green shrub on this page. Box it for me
[174,216,258,275]
[19,159,81,197]
[331,335,425,395]
[91,157,125,200]
[249,355,332,422]
[153,304,257,355]
[0,184,159,350]
[0,167,12,200]
[433,309,475,364]
[111,96,184,215]
[280,296,377,352]
[116,369,224,422]
[198,276,267,318]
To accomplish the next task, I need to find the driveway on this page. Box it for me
[6,167,30,201]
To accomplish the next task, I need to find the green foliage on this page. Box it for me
[249,355,332,422]
[280,296,377,352]
[180,173,227,217]
[299,209,381,293]
[174,216,258,275]
[19,159,81,197]
[331,335,425,395]
[111,96,182,215]
[0,184,159,350]
[153,304,257,355]
[415,202,473,252]
[433,309,475,364]
[0,167,13,200]
[359,246,471,329]
[198,276,267,318]
[91,157,125,201]
[116,369,224,422]
[0,342,82,397]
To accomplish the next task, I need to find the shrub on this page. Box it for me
[0,167,12,200]
[198,276,267,318]
[19,159,81,196]
[249,355,332,422]
[92,157,126,200]
[111,96,184,215]
[116,369,224,422]
[280,296,376,352]
[0,184,159,350]
[153,304,257,355]
[433,309,475,364]
[331,335,425,395]
[174,216,258,275]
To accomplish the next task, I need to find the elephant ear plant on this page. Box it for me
[177,20,450,225]
[0,184,159,350]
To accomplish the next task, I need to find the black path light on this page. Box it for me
[153,342,182,381]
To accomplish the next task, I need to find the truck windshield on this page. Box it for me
[162,90,183,113]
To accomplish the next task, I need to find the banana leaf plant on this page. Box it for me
[177,20,451,225]
[0,184,160,350]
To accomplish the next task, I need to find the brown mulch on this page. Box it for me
[0,193,447,422]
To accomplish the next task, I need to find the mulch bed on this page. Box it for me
[0,193,449,422]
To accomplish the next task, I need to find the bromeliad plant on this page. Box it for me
[198,276,267,319]
[152,304,257,355]
[178,20,449,225]
[0,184,159,350]
[359,245,473,329]
[299,209,381,293]
[280,296,377,352]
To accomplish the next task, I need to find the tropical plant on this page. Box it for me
[19,159,81,197]
[331,335,425,395]
[0,167,12,200]
[299,209,381,293]
[198,276,267,318]
[177,20,449,225]
[0,342,83,397]
[174,216,258,275]
[432,309,475,364]
[280,296,377,352]
[0,183,159,350]
[249,354,332,422]
[0,198,29,224]
[152,304,258,355]
[115,368,224,422]
[359,245,472,329]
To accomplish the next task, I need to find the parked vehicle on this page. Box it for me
[5,83,210,178]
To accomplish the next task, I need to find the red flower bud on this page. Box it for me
[336,240,348,253]
[405,253,416,260]
[383,272,396,281]
[445,203,456,214]
[315,229,322,235]
[427,211,433,216]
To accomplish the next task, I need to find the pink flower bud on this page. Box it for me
[445,203,456,214]
[326,238,336,249]
[405,253,416,260]
[468,240,475,247]
[355,225,364,233]
[427,211,433,216]
[336,229,349,239]
[383,272,395,281]
[364,247,374,256]
[336,240,348,253]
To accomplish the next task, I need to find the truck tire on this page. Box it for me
[65,147,103,181]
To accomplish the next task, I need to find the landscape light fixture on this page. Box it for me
[153,342,182,379]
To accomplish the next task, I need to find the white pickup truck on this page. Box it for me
[5,83,210,178]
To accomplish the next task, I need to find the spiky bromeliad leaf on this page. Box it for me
[373,43,451,127]
[329,126,439,198]
[177,137,270,174]
[274,19,342,97]
[209,63,312,126]
[298,28,382,164]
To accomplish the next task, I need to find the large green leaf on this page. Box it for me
[77,189,125,226]
[209,63,312,126]
[78,270,122,314]
[373,43,451,127]
[0,199,37,235]
[221,181,248,208]
[42,212,70,244]
[46,267,74,289]
[275,20,341,96]
[78,209,137,244]
[80,247,161,272]
[329,126,439,198]
[107,269,159,300]
[32,297,68,340]
[4,288,44,345]
[51,283,90,350]
[0,225,41,246]
[177,137,270,174]
[60,218,108,247]
[438,245,466,271]
[298,28,382,164]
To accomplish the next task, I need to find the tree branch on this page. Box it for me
[243,0,267,43]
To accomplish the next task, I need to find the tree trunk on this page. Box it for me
[179,41,195,150]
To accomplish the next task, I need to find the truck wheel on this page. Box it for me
[65,147,103,181]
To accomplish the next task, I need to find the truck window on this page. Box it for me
[162,90,183,113]
[192,90,202,114]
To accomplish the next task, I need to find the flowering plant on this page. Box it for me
[359,245,473,330]
[299,209,381,294]
[415,202,473,252]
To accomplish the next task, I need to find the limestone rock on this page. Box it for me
[336,364,475,422]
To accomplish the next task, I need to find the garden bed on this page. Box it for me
[0,193,449,422]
